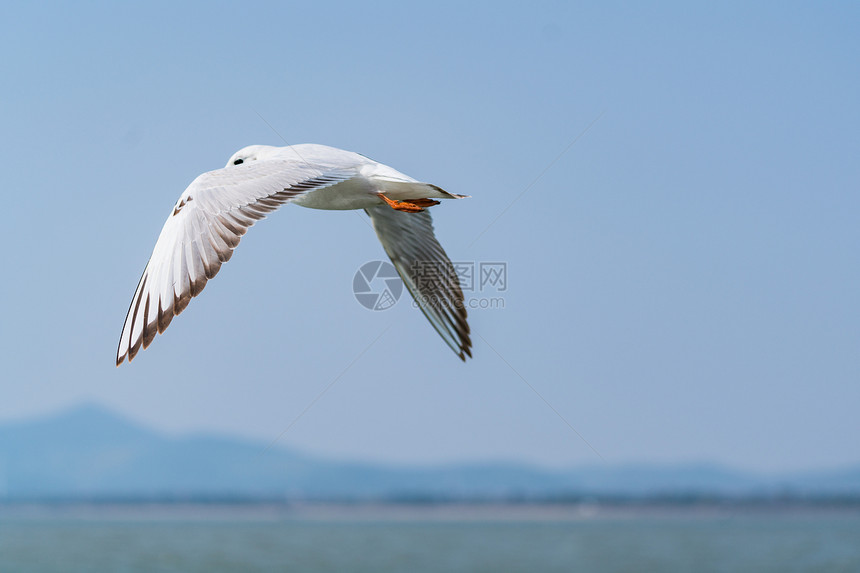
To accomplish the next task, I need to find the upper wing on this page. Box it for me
[117,161,354,365]
[365,206,472,360]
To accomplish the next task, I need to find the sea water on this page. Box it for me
[0,504,858,572]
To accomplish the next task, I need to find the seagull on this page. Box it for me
[116,144,472,366]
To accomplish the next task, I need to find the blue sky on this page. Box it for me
[1,2,857,473]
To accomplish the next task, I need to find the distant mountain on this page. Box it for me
[0,405,858,501]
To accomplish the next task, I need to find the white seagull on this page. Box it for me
[116,144,472,365]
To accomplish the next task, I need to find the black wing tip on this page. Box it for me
[458,341,473,362]
[116,348,131,367]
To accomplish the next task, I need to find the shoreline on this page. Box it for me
[2,500,859,523]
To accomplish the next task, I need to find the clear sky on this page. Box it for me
[1,2,857,473]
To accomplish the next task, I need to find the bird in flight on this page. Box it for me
[116,144,472,366]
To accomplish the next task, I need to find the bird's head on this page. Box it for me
[225,145,279,167]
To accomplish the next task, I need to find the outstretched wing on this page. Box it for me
[117,161,354,365]
[365,205,472,360]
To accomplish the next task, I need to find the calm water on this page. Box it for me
[1,505,858,572]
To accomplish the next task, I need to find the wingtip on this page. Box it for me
[459,346,472,362]
[116,341,127,367]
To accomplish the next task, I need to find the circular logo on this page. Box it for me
[353,261,403,311]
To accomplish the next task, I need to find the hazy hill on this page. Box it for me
[0,405,857,501]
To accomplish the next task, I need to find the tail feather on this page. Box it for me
[374,179,468,201]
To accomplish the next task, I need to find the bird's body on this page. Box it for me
[116,144,472,365]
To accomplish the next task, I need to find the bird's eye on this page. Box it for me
[233,159,244,165]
